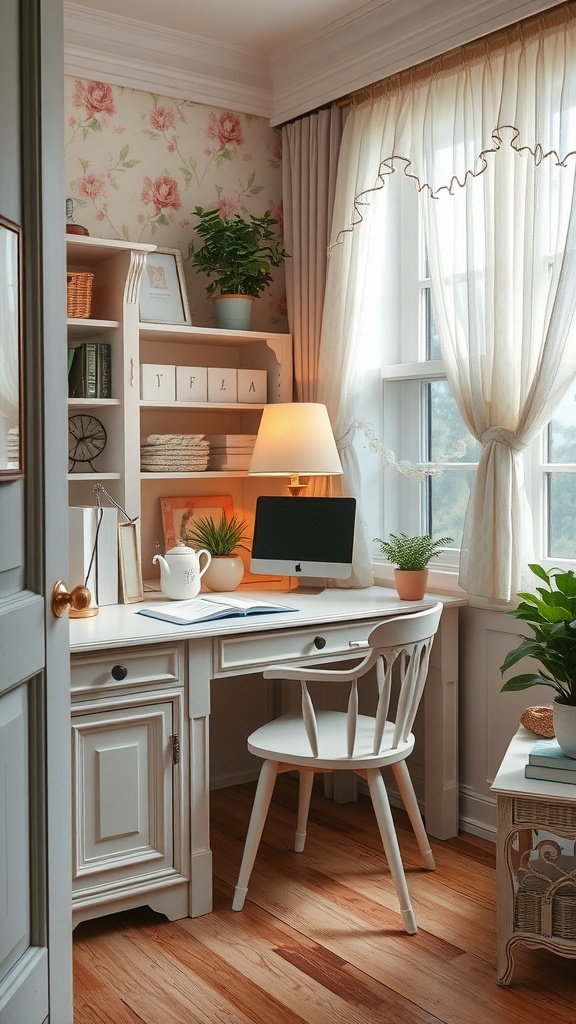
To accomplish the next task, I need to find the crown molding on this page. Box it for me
[270,0,563,124]
[63,3,273,118]
[64,0,563,126]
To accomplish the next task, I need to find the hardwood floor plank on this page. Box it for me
[73,781,576,1024]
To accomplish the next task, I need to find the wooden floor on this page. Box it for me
[73,778,576,1023]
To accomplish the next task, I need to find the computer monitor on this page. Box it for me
[250,496,356,590]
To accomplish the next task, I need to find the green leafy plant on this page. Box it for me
[187,206,289,298]
[184,511,250,556]
[500,563,576,706]
[374,532,453,571]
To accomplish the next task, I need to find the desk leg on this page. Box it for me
[424,606,459,840]
[188,638,213,918]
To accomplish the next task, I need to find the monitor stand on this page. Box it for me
[290,576,326,594]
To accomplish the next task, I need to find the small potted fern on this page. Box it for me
[374,532,453,600]
[185,511,250,592]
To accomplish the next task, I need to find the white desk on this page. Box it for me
[69,586,463,919]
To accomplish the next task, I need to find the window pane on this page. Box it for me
[548,379,576,463]
[429,471,475,549]
[548,473,576,558]
[428,381,480,462]
[424,288,441,360]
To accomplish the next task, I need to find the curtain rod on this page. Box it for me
[335,0,576,108]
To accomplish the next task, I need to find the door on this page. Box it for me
[0,1,72,1022]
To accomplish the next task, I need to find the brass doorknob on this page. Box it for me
[51,580,98,618]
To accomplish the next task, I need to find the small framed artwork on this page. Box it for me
[139,247,191,325]
[118,522,144,603]
[0,215,23,480]
[160,495,233,550]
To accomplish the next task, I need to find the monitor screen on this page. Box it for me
[250,496,356,585]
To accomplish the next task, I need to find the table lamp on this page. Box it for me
[248,402,342,496]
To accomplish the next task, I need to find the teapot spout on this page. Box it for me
[152,552,170,576]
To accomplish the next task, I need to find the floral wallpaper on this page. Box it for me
[64,78,287,331]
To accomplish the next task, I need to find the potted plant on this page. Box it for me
[374,532,453,600]
[187,206,289,330]
[500,563,576,758]
[185,511,250,592]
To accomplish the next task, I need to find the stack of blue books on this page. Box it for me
[524,738,576,784]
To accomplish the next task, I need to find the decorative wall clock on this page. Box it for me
[68,413,107,471]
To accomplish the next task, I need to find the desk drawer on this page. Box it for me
[213,619,381,677]
[71,644,182,699]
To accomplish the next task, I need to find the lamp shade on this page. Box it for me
[249,403,342,476]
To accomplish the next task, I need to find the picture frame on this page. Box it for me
[160,495,233,550]
[118,522,144,603]
[139,247,191,325]
[0,215,23,480]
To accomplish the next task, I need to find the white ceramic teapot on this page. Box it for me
[153,543,212,600]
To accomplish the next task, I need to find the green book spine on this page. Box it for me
[95,343,112,399]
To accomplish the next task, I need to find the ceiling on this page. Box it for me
[64,0,563,123]
[69,0,369,55]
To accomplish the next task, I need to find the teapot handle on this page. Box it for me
[197,549,212,577]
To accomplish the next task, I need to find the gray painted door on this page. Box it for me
[0,1,72,1021]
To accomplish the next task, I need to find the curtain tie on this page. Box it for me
[480,427,527,452]
[336,425,356,452]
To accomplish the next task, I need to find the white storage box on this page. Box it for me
[208,367,237,403]
[237,368,267,403]
[209,453,252,471]
[176,365,208,402]
[69,506,118,606]
[140,363,176,401]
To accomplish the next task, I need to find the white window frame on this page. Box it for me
[369,173,576,590]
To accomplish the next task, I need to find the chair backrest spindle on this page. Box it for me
[264,603,443,760]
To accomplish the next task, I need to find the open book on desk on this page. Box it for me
[137,594,297,625]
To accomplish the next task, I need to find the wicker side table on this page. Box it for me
[492,727,576,985]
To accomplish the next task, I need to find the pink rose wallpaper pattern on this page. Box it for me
[64,78,287,331]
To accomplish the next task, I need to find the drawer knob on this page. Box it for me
[313,636,327,650]
[111,664,128,681]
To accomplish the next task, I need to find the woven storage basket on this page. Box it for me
[67,271,93,318]
[515,877,576,939]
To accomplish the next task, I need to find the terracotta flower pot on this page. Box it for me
[394,568,429,601]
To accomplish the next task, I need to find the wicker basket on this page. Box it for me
[515,877,576,939]
[67,271,93,318]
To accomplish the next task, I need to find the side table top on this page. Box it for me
[491,726,576,802]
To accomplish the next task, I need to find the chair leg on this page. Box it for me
[232,759,279,911]
[295,770,315,852]
[366,768,417,934]
[391,761,435,870]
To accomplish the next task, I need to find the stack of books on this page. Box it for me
[207,433,257,472]
[68,342,112,399]
[524,737,576,784]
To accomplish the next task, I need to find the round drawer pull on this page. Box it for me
[313,636,327,650]
[111,664,128,681]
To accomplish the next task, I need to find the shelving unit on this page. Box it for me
[66,234,293,587]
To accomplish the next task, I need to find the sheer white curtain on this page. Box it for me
[322,12,576,599]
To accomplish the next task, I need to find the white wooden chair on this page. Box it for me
[232,602,444,933]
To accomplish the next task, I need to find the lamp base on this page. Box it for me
[287,473,307,497]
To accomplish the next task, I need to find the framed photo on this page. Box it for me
[139,247,191,325]
[118,522,144,603]
[0,216,23,480]
[160,495,233,550]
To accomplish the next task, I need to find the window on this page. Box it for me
[373,173,576,572]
